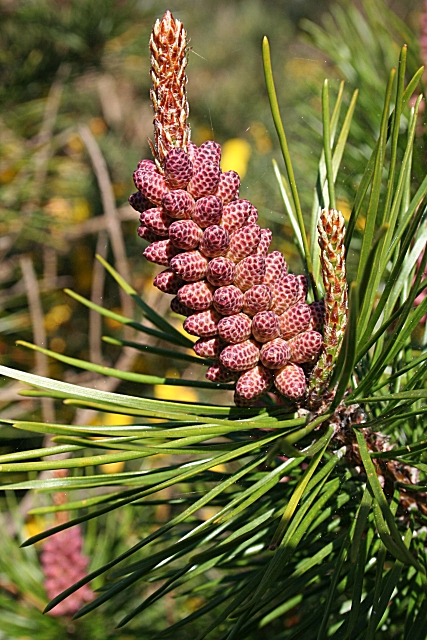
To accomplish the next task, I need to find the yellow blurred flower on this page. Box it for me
[90,414,133,474]
[89,117,107,137]
[23,516,46,545]
[0,167,17,184]
[49,337,66,353]
[106,25,141,53]
[124,54,145,69]
[220,138,252,179]
[113,182,126,197]
[154,368,199,403]
[44,304,72,332]
[100,461,125,474]
[72,198,91,222]
[73,245,93,292]
[105,307,124,330]
[45,197,73,220]
[337,198,365,231]
[45,197,90,223]
[90,412,134,426]
[249,122,272,155]
[66,133,84,153]
[187,596,205,613]
[211,464,226,473]
[193,125,214,145]
[198,506,221,521]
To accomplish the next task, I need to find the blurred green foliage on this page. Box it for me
[0,493,226,639]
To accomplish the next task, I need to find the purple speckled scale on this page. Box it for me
[309,300,325,331]
[270,274,300,314]
[234,364,272,404]
[135,170,169,205]
[193,140,222,167]
[256,228,272,257]
[193,336,223,358]
[264,251,287,286]
[205,362,238,382]
[215,170,240,204]
[170,296,194,317]
[142,208,172,236]
[234,255,265,292]
[187,141,198,164]
[246,205,258,224]
[221,199,252,233]
[129,191,153,213]
[260,338,291,370]
[169,220,203,250]
[296,274,308,302]
[200,225,230,257]
[187,161,221,198]
[219,339,260,372]
[164,148,192,189]
[217,313,252,344]
[192,195,223,228]
[143,239,180,266]
[137,158,157,172]
[227,224,261,262]
[137,225,159,243]
[178,281,213,311]
[183,309,220,337]
[274,363,306,399]
[162,189,195,219]
[170,251,208,281]
[206,257,236,287]
[213,285,244,316]
[280,302,311,340]
[153,269,184,294]
[251,310,281,343]
[288,330,323,363]
[243,284,272,316]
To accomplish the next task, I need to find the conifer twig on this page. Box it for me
[308,209,348,408]
[149,11,190,164]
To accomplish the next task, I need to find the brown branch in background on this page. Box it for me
[63,203,136,240]
[96,74,123,127]
[0,275,72,307]
[19,256,55,423]
[0,204,134,290]
[78,124,133,339]
[43,247,58,291]
[90,230,109,364]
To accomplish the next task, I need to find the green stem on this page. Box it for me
[262,36,318,300]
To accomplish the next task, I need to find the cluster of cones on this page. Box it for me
[130,140,325,405]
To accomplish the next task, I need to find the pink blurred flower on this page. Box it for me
[41,526,93,617]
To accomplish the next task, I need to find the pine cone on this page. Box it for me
[130,11,326,406]
[131,136,325,405]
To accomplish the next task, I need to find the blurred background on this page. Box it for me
[0,0,426,636]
